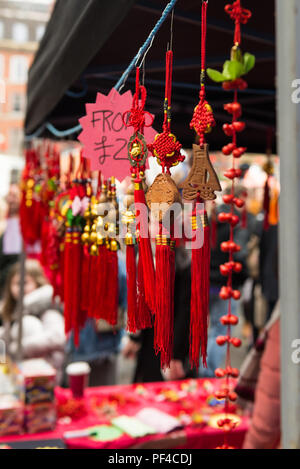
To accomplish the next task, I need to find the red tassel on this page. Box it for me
[136,248,152,330]
[94,243,108,319]
[134,179,156,313]
[126,244,138,332]
[263,177,270,231]
[80,245,91,312]
[189,211,210,369]
[71,230,83,346]
[102,247,118,326]
[63,229,73,336]
[154,236,174,369]
[87,252,98,318]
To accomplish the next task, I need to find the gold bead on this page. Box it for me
[110,239,119,252]
[91,208,98,218]
[81,232,90,244]
[97,233,104,245]
[89,231,97,243]
[90,244,98,256]
[125,232,135,246]
[130,142,141,157]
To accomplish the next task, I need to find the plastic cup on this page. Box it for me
[66,362,90,398]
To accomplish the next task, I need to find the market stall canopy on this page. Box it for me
[25,0,276,153]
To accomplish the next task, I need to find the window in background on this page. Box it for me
[12,22,29,43]
[9,55,28,83]
[11,92,25,113]
[36,24,45,42]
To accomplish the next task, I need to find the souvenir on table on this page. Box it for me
[15,359,56,405]
[207,0,254,449]
[179,0,221,368]
[25,401,56,434]
[0,395,23,437]
[147,46,185,368]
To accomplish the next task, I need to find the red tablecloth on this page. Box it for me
[0,379,249,449]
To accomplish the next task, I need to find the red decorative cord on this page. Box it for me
[225,0,252,46]
[190,0,215,147]
[148,49,184,173]
[215,0,252,450]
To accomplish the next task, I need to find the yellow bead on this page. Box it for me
[89,231,97,244]
[110,239,119,252]
[90,244,98,256]
[81,232,90,243]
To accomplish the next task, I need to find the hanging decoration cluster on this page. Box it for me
[20,147,121,344]
[180,0,221,369]
[207,0,255,449]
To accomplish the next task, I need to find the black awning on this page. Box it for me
[25,0,276,153]
[25,0,136,135]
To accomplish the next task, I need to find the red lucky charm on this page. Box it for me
[123,66,155,330]
[211,0,254,449]
[180,0,221,369]
[147,47,184,369]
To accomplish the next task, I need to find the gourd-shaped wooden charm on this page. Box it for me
[180,143,221,201]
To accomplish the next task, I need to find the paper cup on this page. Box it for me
[66,362,90,398]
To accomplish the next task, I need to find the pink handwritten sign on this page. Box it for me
[78,88,157,181]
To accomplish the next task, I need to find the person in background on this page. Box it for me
[242,304,280,449]
[65,252,127,387]
[0,259,65,383]
[0,184,22,297]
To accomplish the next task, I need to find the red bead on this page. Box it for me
[223,81,233,91]
[220,265,230,276]
[232,121,246,132]
[220,314,238,326]
[223,124,234,136]
[230,215,240,227]
[233,262,242,273]
[228,391,238,402]
[215,368,226,378]
[220,241,230,252]
[223,194,234,204]
[232,290,241,300]
[222,145,232,156]
[233,197,245,208]
[228,241,237,251]
[229,368,240,378]
[216,335,228,346]
[230,337,242,348]
[235,168,242,178]
[218,212,230,223]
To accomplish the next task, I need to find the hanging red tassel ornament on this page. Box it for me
[122,176,139,332]
[180,0,221,368]
[189,202,211,368]
[124,67,156,315]
[147,48,184,369]
[212,0,253,449]
[100,177,119,326]
[94,180,109,320]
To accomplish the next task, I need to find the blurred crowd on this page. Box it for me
[0,161,280,448]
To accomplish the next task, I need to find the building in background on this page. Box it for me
[0,0,51,195]
[0,0,51,157]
